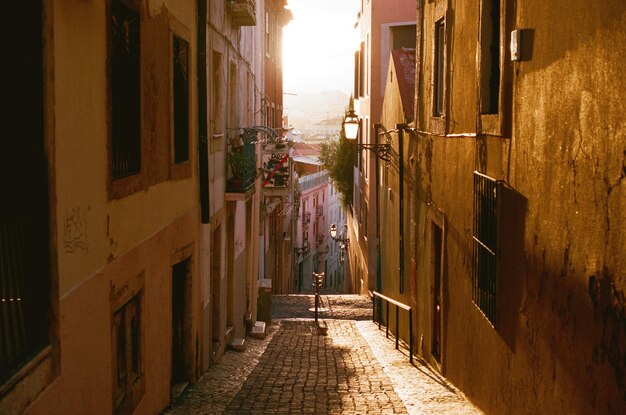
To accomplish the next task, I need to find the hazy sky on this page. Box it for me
[283,0,358,95]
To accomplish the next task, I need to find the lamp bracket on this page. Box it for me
[355,143,391,162]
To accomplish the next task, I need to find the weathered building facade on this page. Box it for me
[1,0,291,413]
[2,2,203,413]
[205,0,264,367]
[259,0,292,296]
[409,0,626,413]
[352,0,416,295]
[378,48,416,344]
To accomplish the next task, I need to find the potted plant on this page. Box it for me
[227,144,252,190]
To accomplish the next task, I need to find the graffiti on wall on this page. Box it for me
[64,206,89,253]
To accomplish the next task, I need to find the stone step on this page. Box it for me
[250,321,266,339]
[229,337,246,352]
[225,325,234,344]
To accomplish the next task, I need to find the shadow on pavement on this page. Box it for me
[223,320,407,414]
[272,294,373,321]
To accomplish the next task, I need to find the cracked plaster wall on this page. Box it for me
[413,1,626,414]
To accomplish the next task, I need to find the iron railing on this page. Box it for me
[227,0,256,26]
[472,171,498,325]
[226,130,256,193]
[297,171,329,192]
[371,291,413,364]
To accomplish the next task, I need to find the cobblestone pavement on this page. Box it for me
[163,294,482,415]
[272,294,372,321]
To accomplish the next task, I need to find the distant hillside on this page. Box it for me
[284,91,350,131]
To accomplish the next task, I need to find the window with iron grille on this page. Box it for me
[111,0,141,179]
[433,19,446,116]
[472,171,498,325]
[173,35,189,164]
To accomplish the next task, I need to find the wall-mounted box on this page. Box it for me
[511,29,521,61]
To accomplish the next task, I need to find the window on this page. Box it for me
[270,14,276,59]
[1,0,51,390]
[228,62,237,131]
[359,42,365,98]
[365,34,369,96]
[480,0,501,114]
[112,291,144,415]
[111,0,141,178]
[359,118,366,173]
[246,71,252,126]
[433,19,445,116]
[363,201,368,237]
[354,50,360,98]
[472,171,498,325]
[391,24,417,49]
[173,35,189,164]
[211,51,223,137]
[265,12,269,52]
[365,118,369,180]
[266,104,270,127]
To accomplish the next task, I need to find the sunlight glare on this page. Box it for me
[283,0,359,94]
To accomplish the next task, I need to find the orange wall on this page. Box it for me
[26,210,200,414]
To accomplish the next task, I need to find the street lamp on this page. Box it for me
[329,223,338,239]
[342,109,391,162]
[294,240,310,256]
[329,223,349,247]
[343,109,360,140]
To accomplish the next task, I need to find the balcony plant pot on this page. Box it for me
[227,147,253,191]
[227,178,244,191]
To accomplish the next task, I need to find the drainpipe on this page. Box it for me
[397,124,406,294]
[375,125,382,295]
[197,0,209,223]
[415,0,424,125]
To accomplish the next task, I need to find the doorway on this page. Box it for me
[171,257,191,395]
[211,227,222,361]
[431,222,443,363]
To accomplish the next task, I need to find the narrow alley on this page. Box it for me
[3,1,626,413]
[164,295,482,414]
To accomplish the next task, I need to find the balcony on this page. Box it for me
[316,206,323,217]
[227,0,256,26]
[316,235,325,246]
[226,131,256,194]
[302,212,311,225]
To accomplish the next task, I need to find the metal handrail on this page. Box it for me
[371,291,413,364]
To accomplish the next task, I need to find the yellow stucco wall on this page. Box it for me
[53,0,198,297]
[413,0,626,413]
[379,53,413,343]
[12,1,202,414]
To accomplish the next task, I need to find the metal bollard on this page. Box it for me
[312,272,324,322]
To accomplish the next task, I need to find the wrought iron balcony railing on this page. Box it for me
[227,0,256,26]
[226,131,256,193]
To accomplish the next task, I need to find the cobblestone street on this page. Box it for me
[164,295,482,414]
